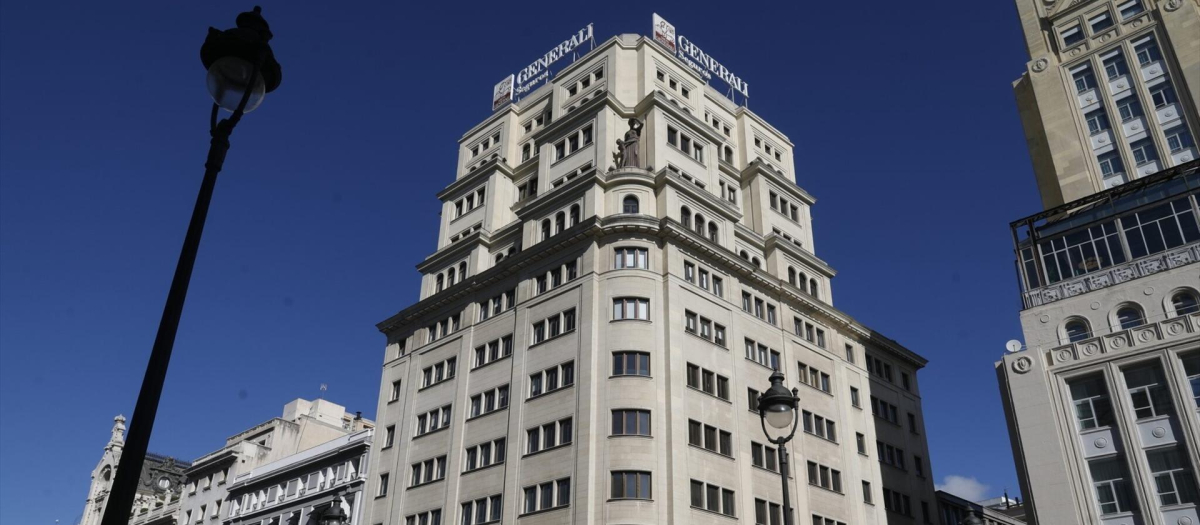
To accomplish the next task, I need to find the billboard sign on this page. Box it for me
[651,14,749,100]
[493,74,514,111]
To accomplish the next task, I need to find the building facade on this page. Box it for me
[80,416,192,525]
[364,30,936,525]
[223,429,373,525]
[1000,0,1200,524]
[1012,0,1198,209]
[935,490,1025,525]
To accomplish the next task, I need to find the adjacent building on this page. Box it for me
[1011,0,1197,208]
[935,490,1025,525]
[364,29,937,525]
[998,1,1200,524]
[80,399,374,525]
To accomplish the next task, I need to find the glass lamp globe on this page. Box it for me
[206,56,265,113]
[764,402,794,429]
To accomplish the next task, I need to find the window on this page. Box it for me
[1167,127,1195,153]
[531,308,576,344]
[1173,291,1200,316]
[472,335,513,369]
[748,387,761,412]
[687,363,730,400]
[614,246,648,269]
[1089,457,1135,515]
[844,344,855,364]
[850,387,860,408]
[802,410,837,442]
[421,357,457,388]
[686,311,725,346]
[1136,39,1161,66]
[460,495,502,525]
[1072,65,1096,93]
[907,413,919,434]
[611,471,652,500]
[1116,305,1145,329]
[863,481,873,504]
[521,477,570,514]
[1150,83,1176,108]
[745,338,780,370]
[856,433,867,455]
[378,473,390,496]
[685,262,695,282]
[806,461,843,492]
[688,419,732,456]
[528,361,575,398]
[1121,198,1200,259]
[612,409,651,436]
[1124,363,1173,420]
[751,441,778,471]
[797,362,831,393]
[613,351,650,376]
[468,385,509,419]
[533,259,579,295]
[755,499,782,525]
[1149,447,1200,506]
[1065,319,1092,343]
[811,515,847,525]
[871,396,900,424]
[1116,95,1142,121]
[1119,0,1144,19]
[1130,138,1158,166]
[690,480,736,516]
[525,417,572,455]
[553,124,593,161]
[384,425,396,448]
[915,455,925,477]
[477,289,516,322]
[389,380,402,402]
[1088,12,1113,33]
[622,195,639,214]
[463,437,506,472]
[1085,109,1110,135]
[1061,25,1083,46]
[1103,53,1129,80]
[414,405,452,437]
[613,297,650,320]
[410,455,448,487]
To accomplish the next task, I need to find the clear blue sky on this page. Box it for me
[0,1,1040,523]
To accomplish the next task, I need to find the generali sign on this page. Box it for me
[651,13,749,99]
[491,24,594,110]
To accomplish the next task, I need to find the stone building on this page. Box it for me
[179,398,373,525]
[997,1,1200,524]
[363,28,936,525]
[79,416,192,525]
[935,490,1025,525]
[1011,0,1197,208]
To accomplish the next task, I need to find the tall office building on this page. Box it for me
[1012,0,1198,209]
[998,1,1200,524]
[364,29,936,525]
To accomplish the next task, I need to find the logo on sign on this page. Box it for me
[493,74,514,111]
[652,13,676,54]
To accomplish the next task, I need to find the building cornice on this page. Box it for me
[766,234,837,278]
[745,159,816,205]
[438,159,514,201]
[657,168,744,222]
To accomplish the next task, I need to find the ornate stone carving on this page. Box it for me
[1082,342,1100,356]
[614,118,643,169]
[1013,356,1034,373]
[1063,281,1088,297]
[1165,320,1186,336]
[1165,0,1182,11]
[1055,348,1074,363]
[1153,426,1167,438]
[1094,437,1108,448]
[1032,57,1049,72]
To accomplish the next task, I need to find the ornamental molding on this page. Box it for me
[1024,243,1200,308]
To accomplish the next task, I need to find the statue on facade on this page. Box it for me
[615,118,643,169]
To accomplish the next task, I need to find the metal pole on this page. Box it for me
[778,442,794,525]
[100,64,258,525]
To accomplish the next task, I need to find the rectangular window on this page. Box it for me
[525,417,573,455]
[390,380,402,402]
[863,481,873,504]
[1089,12,1113,33]
[520,477,571,514]
[1121,198,1200,260]
[613,297,650,320]
[850,387,860,408]
[529,361,574,398]
[1090,457,1136,515]
[1148,447,1200,506]
[1119,0,1144,18]
[611,471,652,500]
[1062,25,1083,46]
[615,247,649,269]
[613,351,650,377]
[378,473,390,496]
[1124,363,1175,420]
[463,437,506,472]
[612,409,652,436]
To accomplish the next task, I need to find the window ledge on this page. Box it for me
[523,442,573,459]
[610,374,653,380]
[529,328,577,349]
[417,378,455,393]
[462,461,505,476]
[608,497,654,503]
[407,479,446,491]
[412,426,449,440]
[526,384,575,403]
[751,464,780,476]
[466,408,508,422]
[686,331,728,350]
[688,506,737,520]
[609,434,653,440]
[688,443,735,460]
[807,484,845,496]
[686,385,732,404]
[470,354,514,373]
[611,318,653,324]
[519,504,569,518]
[549,141,594,168]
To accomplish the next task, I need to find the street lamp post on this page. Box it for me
[99,7,281,525]
[757,370,801,525]
[319,499,349,525]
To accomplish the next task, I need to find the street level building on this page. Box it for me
[1012,0,1198,209]
[364,30,936,525]
[80,416,192,525]
[223,428,373,525]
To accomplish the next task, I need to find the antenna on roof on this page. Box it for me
[319,383,328,399]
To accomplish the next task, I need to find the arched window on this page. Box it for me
[1065,319,1091,343]
[436,275,444,292]
[708,222,718,242]
[799,272,808,292]
[752,257,761,268]
[1172,291,1200,316]
[809,279,818,298]
[495,253,504,263]
[447,267,456,286]
[555,212,566,233]
[1116,306,1145,330]
[541,219,551,241]
[569,204,581,226]
[723,146,733,162]
[623,195,639,214]
[788,267,797,286]
[459,262,467,280]
[694,215,705,234]
[507,246,516,255]
[740,250,749,260]
[681,207,692,228]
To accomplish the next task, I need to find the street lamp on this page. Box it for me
[757,370,801,525]
[99,7,281,525]
[960,509,984,525]
[320,500,349,525]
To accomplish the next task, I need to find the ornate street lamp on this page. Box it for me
[99,7,281,525]
[960,509,984,525]
[320,500,349,525]
[757,370,801,525]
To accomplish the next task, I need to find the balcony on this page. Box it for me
[1156,102,1182,128]
[1011,160,1200,309]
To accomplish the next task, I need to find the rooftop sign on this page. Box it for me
[652,13,749,101]
[491,24,595,111]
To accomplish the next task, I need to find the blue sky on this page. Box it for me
[0,1,1039,522]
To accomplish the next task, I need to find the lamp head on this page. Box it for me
[319,502,348,525]
[758,370,798,429]
[200,6,282,112]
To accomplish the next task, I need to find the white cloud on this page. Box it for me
[936,475,990,501]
